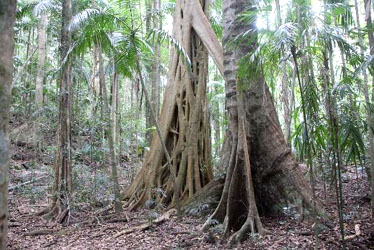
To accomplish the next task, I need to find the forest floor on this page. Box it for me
[7,140,374,249]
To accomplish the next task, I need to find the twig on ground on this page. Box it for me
[9,175,47,192]
[110,209,177,239]
[24,229,56,236]
[345,224,361,241]
[43,239,58,248]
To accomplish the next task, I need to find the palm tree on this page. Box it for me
[69,4,135,212]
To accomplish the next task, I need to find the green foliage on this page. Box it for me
[72,164,114,208]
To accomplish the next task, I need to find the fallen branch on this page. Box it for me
[13,47,38,85]
[43,240,58,248]
[24,229,56,236]
[73,206,112,226]
[99,225,118,233]
[170,231,192,235]
[295,231,314,236]
[76,212,129,227]
[351,241,369,249]
[345,224,361,241]
[9,223,22,228]
[9,175,47,192]
[111,209,176,239]
[106,217,128,224]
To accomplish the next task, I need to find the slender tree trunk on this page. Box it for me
[111,66,120,173]
[145,0,151,32]
[26,28,36,117]
[211,69,222,157]
[35,13,48,109]
[34,12,48,147]
[26,29,31,60]
[203,0,329,244]
[321,26,345,244]
[145,0,152,144]
[90,0,105,156]
[152,0,162,114]
[123,0,223,210]
[23,28,32,108]
[275,0,291,143]
[0,0,16,247]
[98,50,122,212]
[329,52,346,246]
[145,0,162,144]
[91,48,100,97]
[151,0,161,123]
[212,103,221,157]
[39,0,73,223]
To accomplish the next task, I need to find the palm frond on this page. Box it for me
[69,8,103,32]
[150,28,191,69]
[33,0,56,16]
[354,54,374,78]
[17,2,35,19]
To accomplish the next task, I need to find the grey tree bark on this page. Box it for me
[0,0,17,247]
[203,0,328,243]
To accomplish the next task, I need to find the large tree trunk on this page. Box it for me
[40,0,73,223]
[364,0,374,218]
[123,0,223,210]
[0,0,16,248]
[203,0,328,243]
